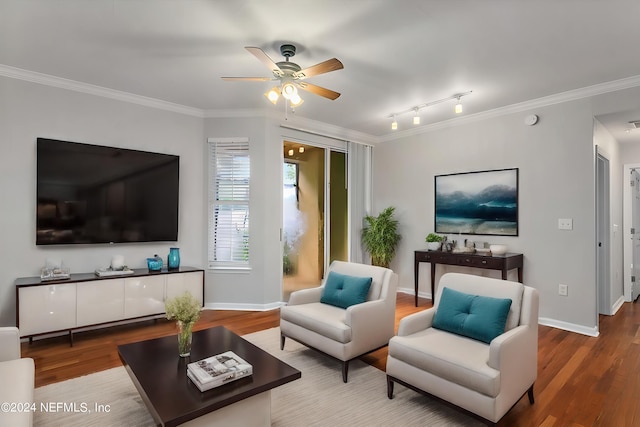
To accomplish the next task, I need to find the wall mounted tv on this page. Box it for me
[36,138,179,245]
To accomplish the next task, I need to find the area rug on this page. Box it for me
[34,327,482,426]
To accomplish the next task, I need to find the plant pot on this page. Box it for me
[427,242,441,251]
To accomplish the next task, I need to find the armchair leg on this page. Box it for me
[527,384,535,404]
[342,361,349,383]
[280,334,285,350]
[387,376,394,399]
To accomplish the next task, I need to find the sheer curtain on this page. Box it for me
[347,141,372,264]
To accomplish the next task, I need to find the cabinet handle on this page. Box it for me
[481,260,487,264]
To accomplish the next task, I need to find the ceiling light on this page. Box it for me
[290,92,304,107]
[454,97,463,114]
[299,147,305,153]
[288,149,294,156]
[264,87,280,105]
[387,91,471,130]
[281,82,298,100]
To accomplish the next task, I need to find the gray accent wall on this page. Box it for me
[0,76,205,327]
[372,99,601,334]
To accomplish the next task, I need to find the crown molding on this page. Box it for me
[378,74,640,143]
[0,64,205,117]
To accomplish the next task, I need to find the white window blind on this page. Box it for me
[208,139,250,268]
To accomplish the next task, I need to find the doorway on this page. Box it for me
[282,142,347,300]
[596,151,611,315]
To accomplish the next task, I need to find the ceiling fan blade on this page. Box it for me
[245,47,284,77]
[294,58,343,79]
[297,81,341,100]
[221,77,274,81]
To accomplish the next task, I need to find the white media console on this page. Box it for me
[15,266,204,345]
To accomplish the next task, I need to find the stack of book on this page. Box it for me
[186,351,253,392]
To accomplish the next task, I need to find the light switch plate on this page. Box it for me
[558,218,573,230]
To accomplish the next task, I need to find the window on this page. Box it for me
[208,138,250,268]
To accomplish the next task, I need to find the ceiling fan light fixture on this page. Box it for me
[281,82,298,100]
[391,116,398,130]
[290,92,304,107]
[264,87,281,104]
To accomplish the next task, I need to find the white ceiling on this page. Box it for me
[2,0,640,141]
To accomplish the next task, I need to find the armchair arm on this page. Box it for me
[397,308,436,336]
[0,327,21,362]
[287,286,323,306]
[488,324,537,396]
[346,299,395,351]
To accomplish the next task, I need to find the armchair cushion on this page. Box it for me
[433,287,512,344]
[320,272,372,309]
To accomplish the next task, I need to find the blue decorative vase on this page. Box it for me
[147,255,163,272]
[168,247,180,270]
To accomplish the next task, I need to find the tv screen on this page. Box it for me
[36,138,179,245]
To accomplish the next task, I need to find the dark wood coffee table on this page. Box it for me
[118,326,301,427]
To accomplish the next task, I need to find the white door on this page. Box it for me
[631,169,640,300]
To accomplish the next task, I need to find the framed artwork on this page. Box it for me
[434,168,518,236]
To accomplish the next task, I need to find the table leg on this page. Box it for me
[414,259,419,307]
[431,263,436,301]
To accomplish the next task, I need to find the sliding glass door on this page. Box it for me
[282,142,347,300]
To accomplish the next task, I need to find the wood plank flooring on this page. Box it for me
[21,293,640,427]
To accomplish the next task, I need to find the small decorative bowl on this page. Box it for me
[489,244,508,255]
[147,256,163,271]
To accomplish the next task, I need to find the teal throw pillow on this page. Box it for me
[320,271,372,309]
[433,287,512,344]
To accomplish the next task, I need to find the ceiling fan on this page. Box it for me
[222,44,343,106]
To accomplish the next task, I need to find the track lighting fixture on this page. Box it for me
[413,108,421,125]
[454,96,463,114]
[388,91,472,130]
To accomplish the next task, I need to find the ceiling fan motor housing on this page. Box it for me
[280,44,296,58]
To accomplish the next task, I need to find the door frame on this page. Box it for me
[622,162,640,301]
[596,150,611,315]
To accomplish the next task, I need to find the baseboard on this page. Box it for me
[610,295,626,316]
[538,317,599,337]
[204,301,285,311]
[397,287,432,300]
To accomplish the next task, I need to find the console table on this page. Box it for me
[414,250,523,306]
[15,266,204,344]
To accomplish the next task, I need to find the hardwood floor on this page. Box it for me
[21,293,640,427]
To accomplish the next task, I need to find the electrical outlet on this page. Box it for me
[558,218,573,230]
[558,284,568,296]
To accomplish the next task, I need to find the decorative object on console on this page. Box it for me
[425,233,444,251]
[435,168,518,236]
[362,206,402,268]
[147,255,163,271]
[489,244,508,255]
[165,292,201,357]
[111,255,125,270]
[40,259,70,281]
[168,247,180,270]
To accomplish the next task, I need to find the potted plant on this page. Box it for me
[165,292,201,357]
[362,206,402,268]
[425,233,444,251]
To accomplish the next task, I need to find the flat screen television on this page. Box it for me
[36,138,179,245]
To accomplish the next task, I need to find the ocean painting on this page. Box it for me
[435,168,518,236]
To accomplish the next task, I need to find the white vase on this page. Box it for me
[427,242,441,251]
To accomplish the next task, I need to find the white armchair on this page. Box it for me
[386,273,539,425]
[280,260,398,382]
[0,327,35,427]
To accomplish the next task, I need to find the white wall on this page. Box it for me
[373,99,599,334]
[0,77,205,326]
